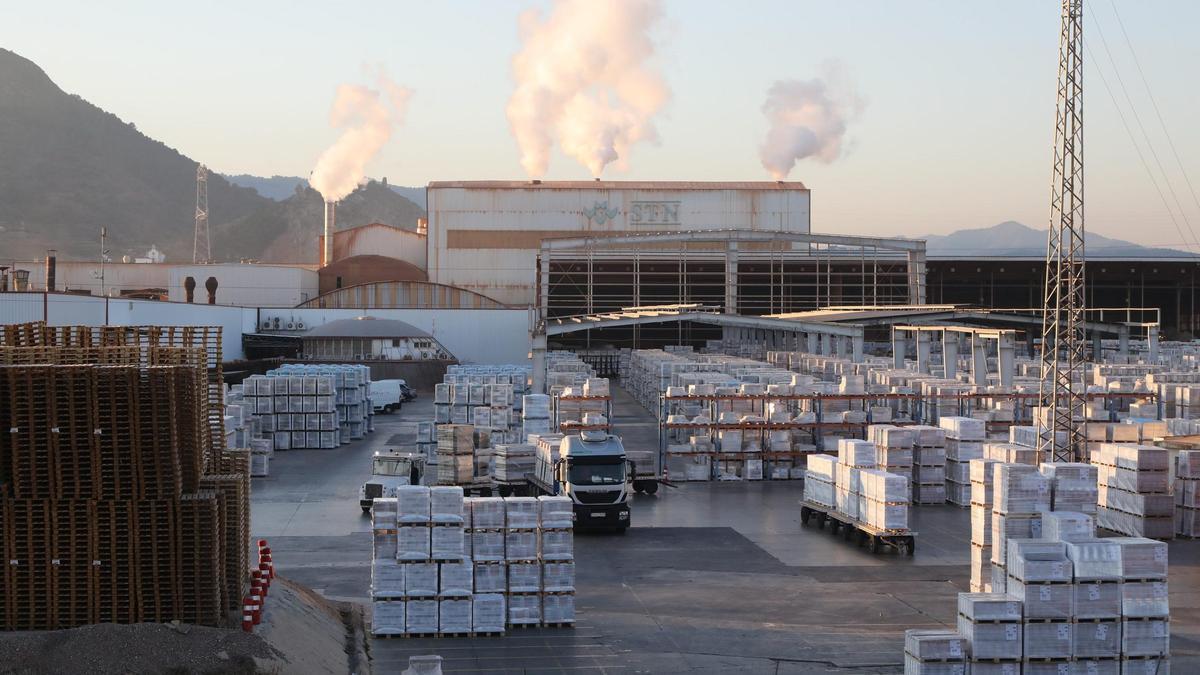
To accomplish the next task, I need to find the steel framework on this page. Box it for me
[1038,0,1087,463]
[193,164,211,264]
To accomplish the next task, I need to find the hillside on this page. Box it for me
[225,173,428,209]
[922,221,1196,258]
[0,48,270,261]
[212,180,426,262]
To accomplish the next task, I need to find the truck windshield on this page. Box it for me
[374,458,410,476]
[568,461,624,486]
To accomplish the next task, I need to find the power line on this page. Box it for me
[1088,10,1200,252]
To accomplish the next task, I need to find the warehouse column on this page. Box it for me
[1148,327,1159,362]
[1118,326,1130,357]
[970,335,989,385]
[943,332,958,380]
[1092,332,1103,362]
[807,332,818,354]
[851,333,864,364]
[892,328,907,369]
[997,332,1016,388]
[725,241,739,314]
[531,333,548,394]
[915,331,932,374]
[819,333,831,355]
[835,336,847,359]
[906,247,927,305]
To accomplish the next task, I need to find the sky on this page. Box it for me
[4,0,1200,246]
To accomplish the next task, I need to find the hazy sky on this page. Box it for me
[5,1,1200,245]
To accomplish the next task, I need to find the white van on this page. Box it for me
[372,379,406,413]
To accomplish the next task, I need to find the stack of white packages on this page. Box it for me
[910,425,947,504]
[370,498,406,634]
[1093,444,1174,539]
[1064,539,1123,662]
[941,417,985,507]
[436,425,476,485]
[856,469,909,531]
[1040,462,1098,513]
[804,454,837,509]
[984,441,1039,466]
[522,394,552,436]
[505,496,541,625]
[957,593,1023,663]
[1006,540,1074,661]
[431,487,467,563]
[968,458,1001,592]
[990,464,1050,593]
[492,444,536,483]
[1177,450,1200,537]
[870,425,913,493]
[538,496,576,625]
[903,629,966,674]
[835,440,875,520]
[1112,537,1170,670]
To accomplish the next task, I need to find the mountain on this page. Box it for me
[921,221,1197,258]
[212,180,426,263]
[0,48,271,261]
[225,174,427,210]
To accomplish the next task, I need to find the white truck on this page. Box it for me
[528,430,632,531]
[359,451,427,513]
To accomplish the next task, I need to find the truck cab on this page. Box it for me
[359,451,426,512]
[532,430,632,531]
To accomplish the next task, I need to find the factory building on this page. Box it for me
[299,316,453,361]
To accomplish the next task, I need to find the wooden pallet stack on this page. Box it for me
[0,322,245,630]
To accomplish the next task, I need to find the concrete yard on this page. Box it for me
[251,388,1200,674]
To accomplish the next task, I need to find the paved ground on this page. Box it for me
[251,388,1200,674]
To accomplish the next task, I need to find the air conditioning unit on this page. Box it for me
[261,321,273,331]
[286,322,295,330]
[296,322,305,329]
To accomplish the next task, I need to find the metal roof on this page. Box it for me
[302,317,432,339]
[427,180,809,191]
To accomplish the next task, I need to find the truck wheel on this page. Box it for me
[498,485,513,497]
[361,506,371,514]
[643,482,659,495]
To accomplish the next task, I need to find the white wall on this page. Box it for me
[0,292,531,365]
[168,264,319,307]
[258,307,532,365]
[11,261,170,295]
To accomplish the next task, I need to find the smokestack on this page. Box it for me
[322,200,337,267]
[184,276,196,303]
[45,250,56,292]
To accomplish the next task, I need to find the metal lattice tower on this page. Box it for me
[1037,0,1086,464]
[193,164,210,264]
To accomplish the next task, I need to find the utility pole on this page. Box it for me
[193,164,210,264]
[99,226,108,297]
[1037,0,1087,464]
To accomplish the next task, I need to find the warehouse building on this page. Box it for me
[300,316,453,361]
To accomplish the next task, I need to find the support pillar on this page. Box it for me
[970,335,989,385]
[835,336,847,359]
[1118,326,1129,357]
[851,334,864,364]
[943,333,959,380]
[916,331,932,374]
[807,332,818,354]
[1092,332,1103,362]
[724,241,739,314]
[892,329,907,369]
[998,333,1016,388]
[1148,328,1159,362]
[819,333,832,356]
[531,333,548,394]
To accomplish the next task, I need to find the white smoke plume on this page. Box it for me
[506,0,669,178]
[759,65,863,180]
[310,73,412,201]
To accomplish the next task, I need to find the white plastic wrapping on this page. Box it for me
[504,497,539,529]
[507,593,541,624]
[438,561,473,596]
[403,562,438,597]
[539,529,574,561]
[430,486,465,524]
[1122,580,1170,618]
[1074,580,1122,619]
[1073,619,1121,658]
[471,530,505,562]
[372,600,405,636]
[1007,539,1072,583]
[1110,537,1168,579]
[903,629,966,661]
[373,530,398,560]
[371,560,406,598]
[508,562,541,593]
[371,497,398,529]
[397,526,431,561]
[957,593,1022,621]
[994,463,1051,514]
[1064,539,1122,580]
[1007,579,1073,619]
[473,562,507,594]
[1022,620,1073,659]
[439,597,472,633]
[538,495,574,529]
[505,530,538,561]
[397,486,432,523]
[431,525,465,561]
[471,593,506,633]
[543,594,575,623]
[1121,618,1169,656]
[957,616,1021,659]
[468,497,506,529]
[1041,511,1095,543]
[543,561,576,592]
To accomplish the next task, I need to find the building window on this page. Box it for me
[393,339,401,347]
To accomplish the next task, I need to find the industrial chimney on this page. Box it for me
[322,200,337,267]
[45,250,57,292]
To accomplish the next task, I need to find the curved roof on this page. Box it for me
[297,280,509,309]
[303,316,432,339]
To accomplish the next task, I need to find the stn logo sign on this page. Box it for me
[630,201,681,226]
